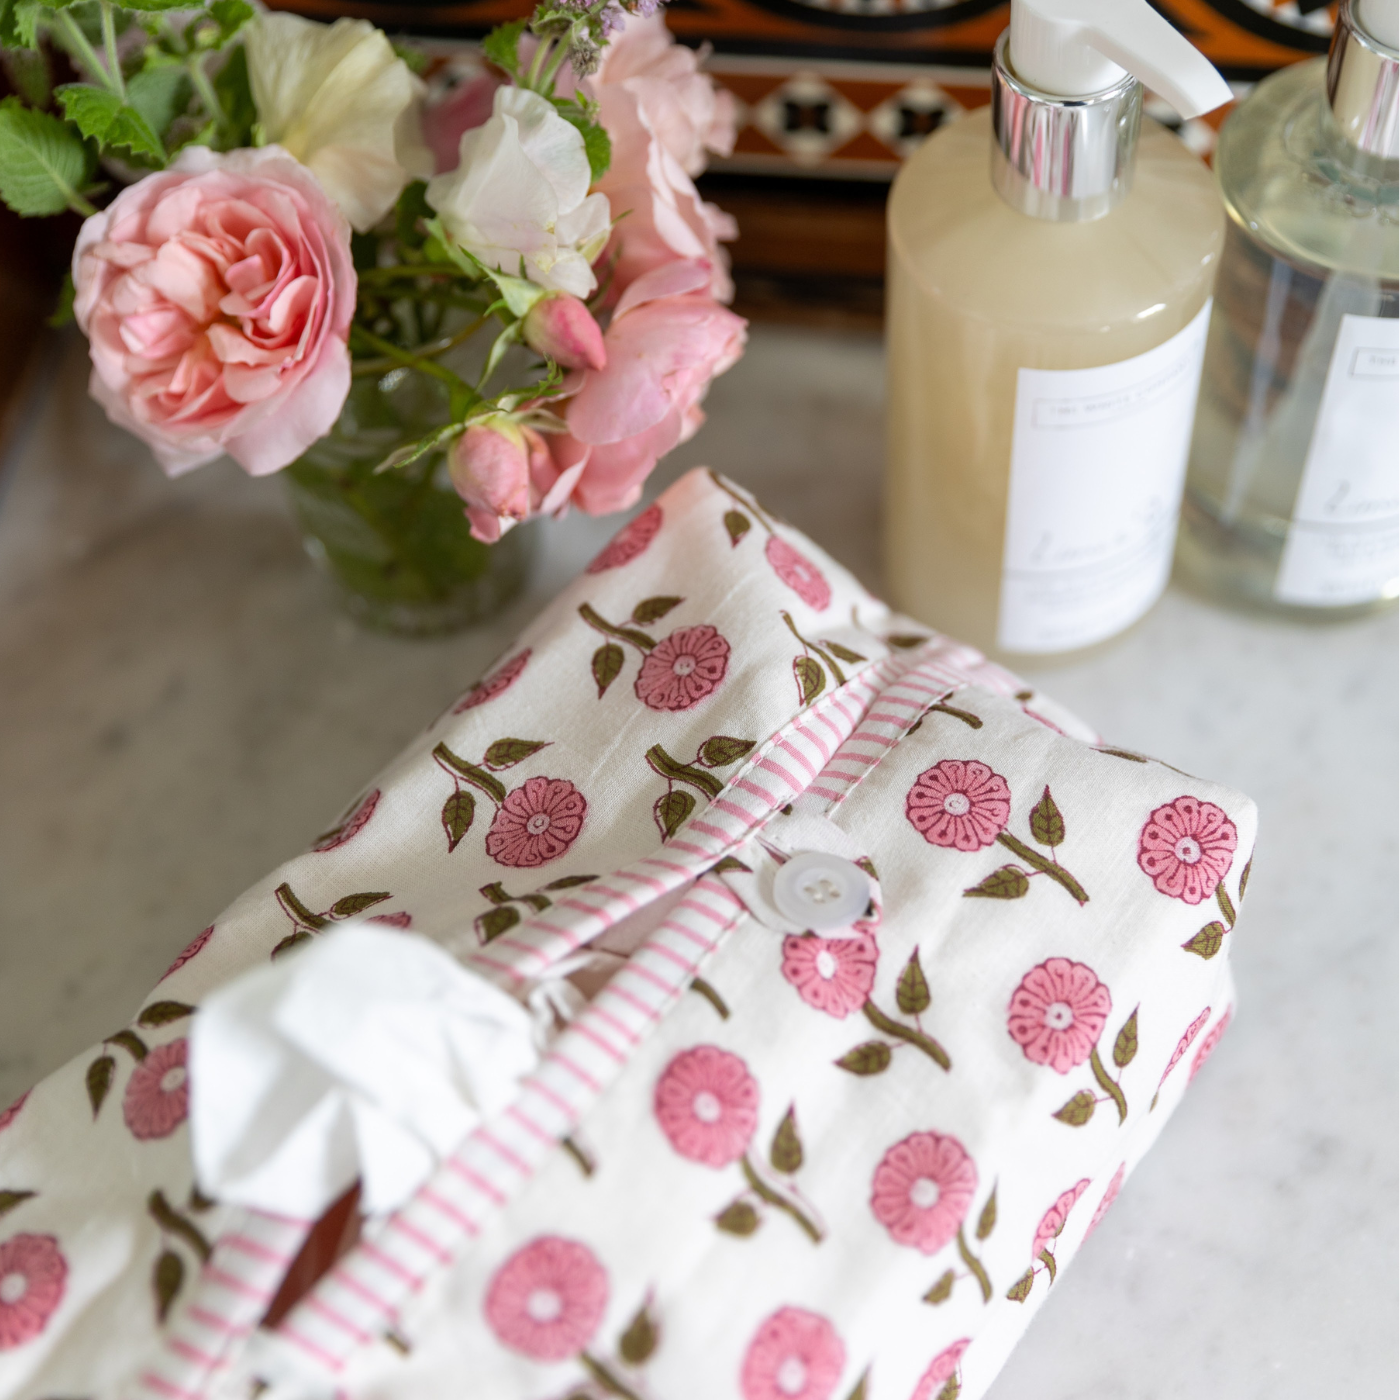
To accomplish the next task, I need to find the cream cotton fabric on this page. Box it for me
[0,468,1256,1400]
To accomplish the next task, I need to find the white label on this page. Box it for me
[998,301,1211,654]
[1274,313,1399,607]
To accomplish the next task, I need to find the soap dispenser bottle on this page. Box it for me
[885,0,1231,658]
[1175,0,1398,615]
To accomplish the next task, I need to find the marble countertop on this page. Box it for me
[1,330,1394,1397]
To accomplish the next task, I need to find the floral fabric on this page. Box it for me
[0,468,1255,1400]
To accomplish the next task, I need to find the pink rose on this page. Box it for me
[781,932,877,1018]
[449,415,569,544]
[0,1234,67,1351]
[122,1038,190,1141]
[523,293,607,371]
[73,146,355,478]
[1137,795,1238,905]
[485,776,587,868]
[740,1307,846,1400]
[554,260,746,515]
[634,623,730,711]
[870,1130,977,1255]
[654,1044,758,1167]
[1006,958,1111,1074]
[906,760,1012,853]
[484,1235,608,1361]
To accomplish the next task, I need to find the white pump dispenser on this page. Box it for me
[885,0,1230,656]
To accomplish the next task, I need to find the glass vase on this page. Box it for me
[283,368,534,637]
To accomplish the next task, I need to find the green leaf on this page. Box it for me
[483,738,548,769]
[0,97,94,215]
[153,1248,183,1323]
[1216,881,1237,926]
[618,1300,658,1364]
[631,595,681,625]
[1113,1007,1139,1068]
[711,855,751,875]
[543,874,598,890]
[390,40,427,75]
[1029,785,1065,848]
[432,743,507,804]
[46,270,75,327]
[57,85,164,162]
[963,865,1030,900]
[896,948,931,1016]
[1183,922,1226,959]
[845,1370,871,1400]
[885,633,929,649]
[0,0,41,50]
[3,44,50,107]
[206,0,253,42]
[329,891,391,919]
[1053,1090,1096,1126]
[592,642,623,698]
[976,1186,997,1240]
[210,42,254,148]
[834,1041,890,1076]
[794,654,824,706]
[271,931,313,959]
[936,1376,960,1400]
[922,1268,955,1304]
[714,1199,760,1236]
[442,788,475,852]
[137,1000,196,1028]
[0,1189,35,1217]
[1239,856,1252,897]
[1006,1267,1035,1302]
[1038,1247,1058,1283]
[552,100,610,181]
[147,1189,212,1261]
[822,641,865,664]
[477,905,520,944]
[481,17,525,75]
[126,66,189,139]
[770,1106,803,1174]
[394,178,431,250]
[723,509,750,546]
[655,788,695,841]
[699,735,755,767]
[109,1029,148,1061]
[117,0,200,11]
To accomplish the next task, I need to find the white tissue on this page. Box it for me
[189,923,538,1218]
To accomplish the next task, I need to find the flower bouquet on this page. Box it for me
[0,0,744,631]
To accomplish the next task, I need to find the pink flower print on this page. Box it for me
[634,624,730,711]
[765,536,831,612]
[1159,1007,1211,1091]
[1031,1179,1091,1258]
[122,1039,190,1141]
[486,777,587,868]
[905,760,1011,852]
[654,1045,759,1167]
[870,1130,977,1255]
[368,910,413,929]
[0,1234,66,1350]
[1083,1163,1126,1243]
[586,502,663,573]
[1007,958,1112,1074]
[312,789,380,852]
[1189,1007,1233,1083]
[160,925,214,981]
[484,1235,608,1362]
[1137,796,1238,905]
[0,1092,28,1134]
[454,649,531,713]
[910,1339,970,1400]
[781,933,878,1018]
[740,1307,846,1400]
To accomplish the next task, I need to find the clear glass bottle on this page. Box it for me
[1176,0,1399,616]
[885,0,1230,660]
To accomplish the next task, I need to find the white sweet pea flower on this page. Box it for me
[426,86,612,297]
[245,12,431,233]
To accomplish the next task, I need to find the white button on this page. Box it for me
[771,852,871,932]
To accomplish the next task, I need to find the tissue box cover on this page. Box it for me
[0,468,1255,1400]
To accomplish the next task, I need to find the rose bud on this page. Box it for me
[448,416,556,543]
[522,293,608,372]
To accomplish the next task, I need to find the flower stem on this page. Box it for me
[780,611,844,685]
[1089,1047,1128,1124]
[432,742,507,805]
[536,35,573,95]
[351,314,492,376]
[862,999,950,1071]
[927,701,983,730]
[956,1225,992,1303]
[274,882,328,931]
[187,54,224,131]
[740,1155,824,1244]
[689,976,730,1019]
[706,469,777,533]
[349,325,478,399]
[578,602,655,653]
[99,1,125,99]
[995,833,1089,905]
[57,10,116,95]
[579,1353,646,1400]
[646,743,723,800]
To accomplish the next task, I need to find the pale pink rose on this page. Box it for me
[1137,795,1238,905]
[0,1234,67,1351]
[449,416,562,544]
[906,760,1011,852]
[1189,1007,1233,1083]
[484,1235,608,1361]
[910,1339,970,1400]
[422,55,504,173]
[654,1044,758,1167]
[312,789,379,852]
[454,649,532,712]
[73,145,355,478]
[740,1307,846,1400]
[1031,1178,1090,1258]
[634,623,730,711]
[1159,1007,1211,1090]
[1083,1163,1126,1242]
[593,14,737,177]
[554,260,746,516]
[485,777,587,868]
[870,1130,977,1255]
[765,536,831,611]
[122,1038,190,1141]
[586,502,663,572]
[0,1092,28,1134]
[781,932,877,1018]
[159,925,214,980]
[523,293,607,371]
[1007,958,1111,1074]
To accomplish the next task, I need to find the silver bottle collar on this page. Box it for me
[989,32,1143,223]
[1327,0,1399,160]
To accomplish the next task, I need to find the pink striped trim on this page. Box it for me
[331,1264,399,1313]
[203,1267,269,1302]
[168,1338,221,1368]
[306,1294,373,1343]
[388,1214,454,1264]
[223,1234,293,1266]
[447,1157,509,1205]
[621,959,674,996]
[358,1239,424,1285]
[138,1372,200,1400]
[282,1325,344,1369]
[547,1050,604,1093]
[570,1018,629,1061]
